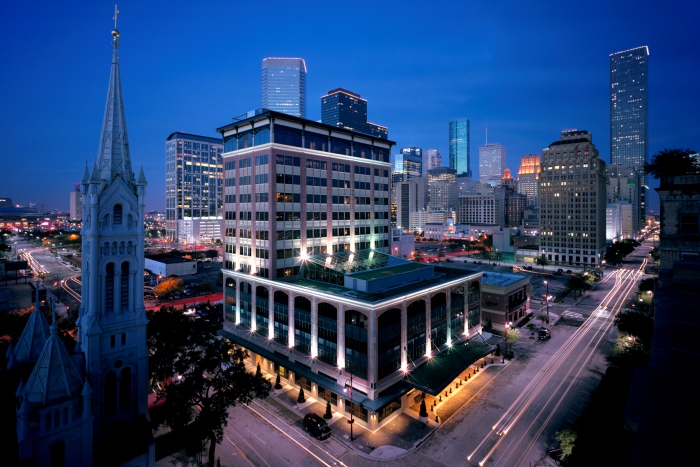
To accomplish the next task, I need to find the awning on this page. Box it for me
[404,339,495,396]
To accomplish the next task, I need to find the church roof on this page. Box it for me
[95,24,134,185]
[22,319,83,406]
[13,308,50,365]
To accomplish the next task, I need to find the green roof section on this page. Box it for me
[349,262,428,281]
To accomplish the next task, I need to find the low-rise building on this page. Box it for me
[144,256,197,277]
[481,272,531,330]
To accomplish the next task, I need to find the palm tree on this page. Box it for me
[644,148,699,181]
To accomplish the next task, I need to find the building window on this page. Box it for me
[120,262,129,310]
[106,262,115,313]
[113,204,122,225]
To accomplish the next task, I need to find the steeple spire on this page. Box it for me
[96,4,133,185]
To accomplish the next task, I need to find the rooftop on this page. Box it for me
[481,271,529,288]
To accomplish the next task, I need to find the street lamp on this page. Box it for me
[544,280,549,320]
[504,321,513,362]
[343,370,355,441]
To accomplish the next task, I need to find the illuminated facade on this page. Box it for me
[218,110,487,430]
[610,46,649,227]
[449,119,471,177]
[539,130,606,266]
[165,132,223,243]
[427,167,457,211]
[262,57,307,118]
[517,154,540,208]
[479,143,506,187]
[423,148,442,175]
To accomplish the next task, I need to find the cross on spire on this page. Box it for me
[113,4,120,29]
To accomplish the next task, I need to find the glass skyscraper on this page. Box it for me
[449,119,471,177]
[610,46,649,223]
[262,57,307,118]
[479,143,506,187]
[321,88,368,132]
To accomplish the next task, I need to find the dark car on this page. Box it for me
[445,258,453,263]
[303,413,331,440]
[538,328,551,340]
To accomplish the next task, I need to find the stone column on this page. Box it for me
[368,308,377,392]
[400,301,407,370]
[269,287,275,338]
[288,292,295,347]
[235,280,240,325]
[446,287,452,344]
[337,303,345,369]
[311,296,318,358]
[425,295,432,356]
[251,284,257,332]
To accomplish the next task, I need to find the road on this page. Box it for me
[417,249,648,467]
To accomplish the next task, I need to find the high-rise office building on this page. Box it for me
[517,154,540,208]
[321,88,388,139]
[217,109,483,431]
[396,178,427,230]
[321,88,367,132]
[479,143,506,187]
[539,130,606,266]
[424,149,442,175]
[69,184,82,221]
[427,167,457,211]
[449,119,471,177]
[606,164,642,237]
[165,132,223,244]
[610,46,649,226]
[262,57,307,118]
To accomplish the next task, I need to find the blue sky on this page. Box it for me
[1,0,698,212]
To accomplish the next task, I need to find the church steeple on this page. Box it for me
[96,4,133,185]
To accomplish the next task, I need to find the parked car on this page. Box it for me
[526,265,533,270]
[445,258,453,263]
[538,328,551,340]
[303,413,331,440]
[557,268,564,273]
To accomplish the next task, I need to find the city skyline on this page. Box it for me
[1,1,698,211]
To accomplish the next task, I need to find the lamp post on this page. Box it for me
[343,371,355,440]
[544,280,549,320]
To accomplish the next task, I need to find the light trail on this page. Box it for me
[61,274,82,302]
[467,264,643,466]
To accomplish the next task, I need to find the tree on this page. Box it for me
[505,327,520,347]
[419,396,428,418]
[536,313,550,326]
[274,373,282,390]
[154,276,184,299]
[298,386,306,403]
[566,273,593,298]
[494,342,501,356]
[644,148,700,180]
[555,429,577,459]
[535,255,549,268]
[150,308,271,466]
[437,251,445,260]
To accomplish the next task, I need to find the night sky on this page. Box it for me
[1,0,698,212]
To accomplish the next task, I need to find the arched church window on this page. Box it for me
[106,262,115,313]
[121,262,129,310]
[120,367,132,410]
[113,204,123,225]
[104,371,117,415]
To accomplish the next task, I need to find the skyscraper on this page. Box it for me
[321,88,388,139]
[165,132,223,244]
[69,183,82,221]
[539,130,606,267]
[321,88,367,132]
[610,46,649,224]
[423,148,442,175]
[449,119,471,177]
[517,154,540,208]
[262,57,307,118]
[479,143,506,186]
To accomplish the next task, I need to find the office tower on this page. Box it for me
[396,178,427,231]
[479,143,506,187]
[517,154,540,208]
[69,183,82,221]
[449,119,471,177]
[390,147,422,207]
[610,46,649,226]
[165,132,223,244]
[0,197,13,208]
[217,109,483,431]
[606,164,642,237]
[262,57,307,118]
[321,88,367,132]
[424,149,442,175]
[539,130,606,266]
[457,192,499,226]
[427,167,457,211]
[321,88,388,139]
[13,17,152,466]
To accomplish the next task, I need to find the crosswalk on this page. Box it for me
[560,310,585,320]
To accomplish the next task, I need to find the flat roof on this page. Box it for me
[481,271,529,288]
[144,256,195,264]
[279,265,480,305]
